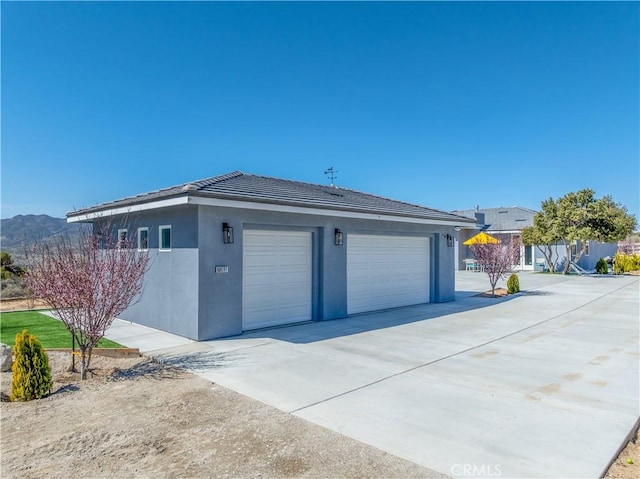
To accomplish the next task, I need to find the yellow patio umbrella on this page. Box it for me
[463,231,500,245]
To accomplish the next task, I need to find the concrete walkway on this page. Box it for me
[106,272,640,478]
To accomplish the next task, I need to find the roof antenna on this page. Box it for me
[324,166,338,186]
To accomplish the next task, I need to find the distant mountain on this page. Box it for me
[0,214,86,264]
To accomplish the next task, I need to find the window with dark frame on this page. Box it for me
[160,225,171,251]
[118,229,128,249]
[138,227,149,251]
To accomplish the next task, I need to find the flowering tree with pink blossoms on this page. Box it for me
[618,236,639,256]
[470,235,520,297]
[24,224,149,379]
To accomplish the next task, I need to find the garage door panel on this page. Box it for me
[244,255,276,267]
[245,273,309,289]
[243,230,312,330]
[281,271,312,283]
[347,234,430,315]
[278,257,309,267]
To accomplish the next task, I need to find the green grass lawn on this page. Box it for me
[0,311,123,348]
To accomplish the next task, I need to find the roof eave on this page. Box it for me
[67,192,475,227]
[67,194,190,222]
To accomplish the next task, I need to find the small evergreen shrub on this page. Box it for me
[595,258,608,275]
[11,330,52,401]
[507,273,520,294]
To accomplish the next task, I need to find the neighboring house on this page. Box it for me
[453,206,619,272]
[564,239,619,271]
[67,171,475,341]
[453,206,537,271]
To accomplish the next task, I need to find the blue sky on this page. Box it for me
[2,1,638,221]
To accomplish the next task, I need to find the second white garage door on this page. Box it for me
[347,234,430,315]
[243,230,312,330]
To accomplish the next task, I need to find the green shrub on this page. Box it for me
[507,273,520,294]
[613,252,640,274]
[595,258,608,275]
[613,252,626,274]
[1,251,24,279]
[0,276,30,298]
[11,330,52,401]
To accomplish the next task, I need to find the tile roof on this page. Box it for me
[68,171,476,224]
[452,206,537,231]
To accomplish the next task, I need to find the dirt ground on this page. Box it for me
[0,298,49,313]
[605,429,640,479]
[1,353,637,479]
[1,352,444,479]
[475,287,509,298]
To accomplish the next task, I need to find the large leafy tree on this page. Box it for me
[522,198,560,273]
[587,195,637,243]
[523,190,636,274]
[554,189,595,273]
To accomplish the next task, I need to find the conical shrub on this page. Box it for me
[507,273,520,294]
[11,330,52,401]
[595,258,608,275]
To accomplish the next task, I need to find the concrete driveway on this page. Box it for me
[107,272,640,478]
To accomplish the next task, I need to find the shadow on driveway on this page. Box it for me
[218,292,520,345]
[153,350,238,372]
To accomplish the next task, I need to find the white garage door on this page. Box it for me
[243,230,312,330]
[347,234,430,315]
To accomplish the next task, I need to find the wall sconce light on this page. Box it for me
[445,233,454,247]
[334,228,343,246]
[222,222,234,244]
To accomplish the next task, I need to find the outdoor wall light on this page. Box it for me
[334,228,343,246]
[445,233,454,247]
[222,223,234,244]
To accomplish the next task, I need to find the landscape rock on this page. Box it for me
[0,343,13,372]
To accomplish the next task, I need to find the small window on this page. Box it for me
[118,229,128,249]
[584,241,589,256]
[159,225,171,251]
[138,227,149,251]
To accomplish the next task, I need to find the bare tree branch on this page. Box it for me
[23,219,149,379]
[470,235,520,297]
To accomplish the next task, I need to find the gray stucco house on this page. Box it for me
[453,206,619,272]
[453,206,538,271]
[68,171,475,340]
